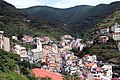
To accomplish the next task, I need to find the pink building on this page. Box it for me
[22,35,33,43]
[99,36,109,43]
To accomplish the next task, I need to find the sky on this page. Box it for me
[4,0,120,9]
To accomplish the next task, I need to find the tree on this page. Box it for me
[0,72,28,80]
[38,76,52,80]
[63,74,81,80]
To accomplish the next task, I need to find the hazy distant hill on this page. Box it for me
[22,1,120,36]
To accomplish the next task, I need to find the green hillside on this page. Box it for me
[22,1,120,35]
[82,8,120,64]
[1,0,120,39]
[22,5,93,23]
[0,49,29,80]
[0,0,68,40]
[83,9,120,40]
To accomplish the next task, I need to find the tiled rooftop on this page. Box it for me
[32,68,63,80]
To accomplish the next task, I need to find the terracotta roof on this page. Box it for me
[32,68,63,80]
[84,54,90,57]
[100,28,109,30]
[95,67,101,72]
[93,78,100,80]
[86,63,94,67]
[99,36,108,38]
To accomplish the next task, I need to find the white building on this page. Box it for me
[0,31,4,49]
[3,37,10,52]
[100,28,109,34]
[14,45,28,61]
[52,44,58,53]
[112,33,120,40]
[83,55,97,63]
[111,23,120,40]
[101,65,112,80]
[90,65,112,80]
[111,23,120,33]
[28,40,43,65]
[37,39,42,51]
[0,31,10,52]
[14,45,26,55]
[29,49,43,64]
[12,36,18,40]
[79,44,85,51]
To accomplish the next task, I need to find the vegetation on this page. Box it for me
[22,1,120,35]
[0,49,82,80]
[84,42,120,63]
[84,10,120,40]
[0,49,29,80]
[0,0,120,79]
[64,74,81,80]
[0,0,68,40]
[0,72,28,80]
[0,49,51,80]
[37,77,52,80]
[113,65,120,74]
[1,0,120,39]
[81,7,120,64]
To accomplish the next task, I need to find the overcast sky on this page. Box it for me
[4,0,120,8]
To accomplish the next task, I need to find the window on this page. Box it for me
[98,75,100,77]
[94,75,97,77]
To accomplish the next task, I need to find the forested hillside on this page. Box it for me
[0,0,68,40]
[22,1,120,36]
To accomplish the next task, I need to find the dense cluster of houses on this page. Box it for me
[1,23,120,80]
[11,34,114,80]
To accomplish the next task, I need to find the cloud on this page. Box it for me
[4,0,119,8]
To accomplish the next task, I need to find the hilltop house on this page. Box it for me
[22,35,33,43]
[99,36,109,43]
[111,23,120,40]
[100,28,109,34]
[111,23,120,33]
[61,35,74,40]
[112,32,120,41]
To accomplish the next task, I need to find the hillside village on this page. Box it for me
[0,23,120,80]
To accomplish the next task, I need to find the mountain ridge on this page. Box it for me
[0,0,120,39]
[22,1,120,35]
[0,0,68,40]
